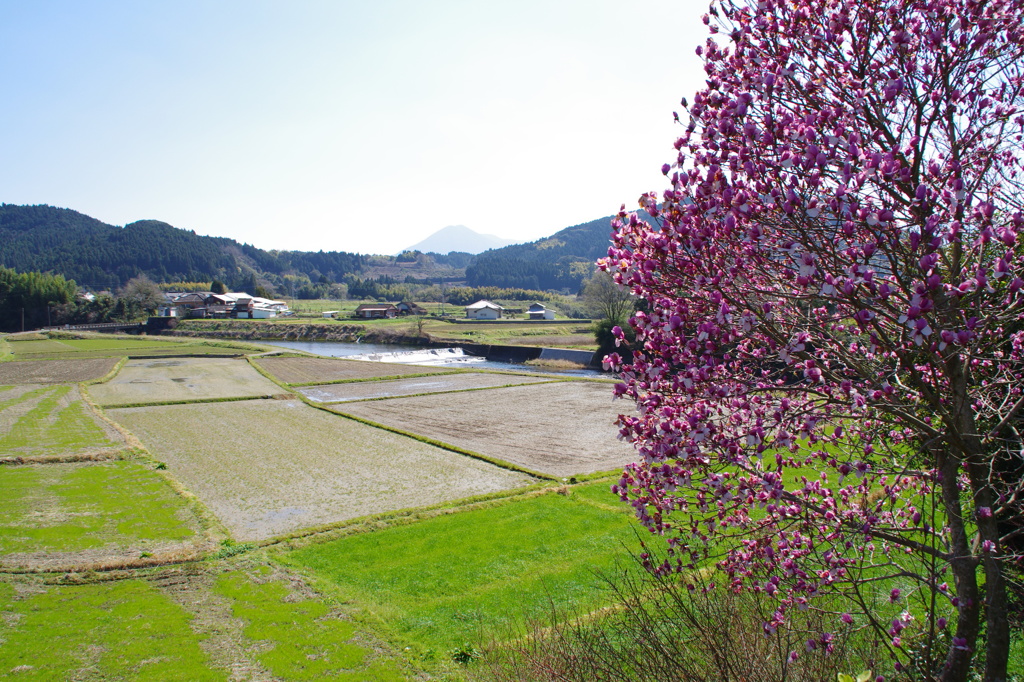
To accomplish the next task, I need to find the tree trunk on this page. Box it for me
[938,451,981,682]
[967,456,1011,682]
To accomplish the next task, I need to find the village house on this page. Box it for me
[465,300,503,320]
[527,303,555,320]
[156,291,288,319]
[233,295,289,319]
[354,303,399,319]
[396,301,427,316]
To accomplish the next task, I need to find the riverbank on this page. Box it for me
[155,319,601,368]
[154,319,429,345]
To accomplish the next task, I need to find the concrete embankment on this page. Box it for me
[460,342,598,367]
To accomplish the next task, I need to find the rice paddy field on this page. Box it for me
[0,330,647,679]
[0,561,410,681]
[0,383,124,459]
[281,481,639,654]
[0,357,121,384]
[0,460,208,570]
[4,333,252,361]
[107,398,536,541]
[335,381,635,477]
[253,355,457,384]
[87,357,285,406]
[297,372,552,403]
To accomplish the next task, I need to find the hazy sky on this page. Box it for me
[0,1,708,255]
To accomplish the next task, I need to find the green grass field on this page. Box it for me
[213,566,407,680]
[282,483,642,654]
[0,578,224,681]
[0,461,201,556]
[0,563,408,681]
[0,384,122,457]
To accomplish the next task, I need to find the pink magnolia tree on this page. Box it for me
[601,1,1023,680]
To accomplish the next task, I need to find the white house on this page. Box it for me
[465,300,504,320]
[227,292,289,319]
[527,303,555,320]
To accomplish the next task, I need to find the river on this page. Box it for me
[259,340,605,378]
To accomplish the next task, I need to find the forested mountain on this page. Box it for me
[0,204,364,292]
[0,203,636,295]
[465,214,642,292]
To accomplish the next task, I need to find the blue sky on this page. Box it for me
[0,1,707,254]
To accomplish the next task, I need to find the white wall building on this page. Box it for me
[465,300,504,320]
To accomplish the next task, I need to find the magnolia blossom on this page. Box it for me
[601,1,1023,681]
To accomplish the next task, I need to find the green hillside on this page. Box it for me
[0,203,635,295]
[465,214,642,292]
[0,204,364,291]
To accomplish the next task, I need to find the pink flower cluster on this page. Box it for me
[602,0,1023,677]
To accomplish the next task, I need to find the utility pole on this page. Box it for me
[21,308,25,332]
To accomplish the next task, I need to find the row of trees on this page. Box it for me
[0,267,77,332]
[598,1,1023,681]
[0,268,171,332]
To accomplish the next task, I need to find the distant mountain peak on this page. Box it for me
[401,225,517,255]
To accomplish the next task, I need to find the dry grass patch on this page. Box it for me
[298,372,551,403]
[107,398,535,541]
[503,334,597,348]
[0,357,120,384]
[335,381,635,478]
[87,357,283,406]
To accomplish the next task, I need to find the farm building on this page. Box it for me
[396,301,427,316]
[465,300,503,320]
[163,292,288,319]
[322,311,339,319]
[171,292,211,309]
[527,303,555,320]
[355,304,399,319]
[235,296,289,319]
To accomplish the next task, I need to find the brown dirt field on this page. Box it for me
[0,358,120,384]
[335,381,636,478]
[0,540,214,573]
[87,357,283,406]
[253,356,455,384]
[298,372,551,403]
[107,399,535,541]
